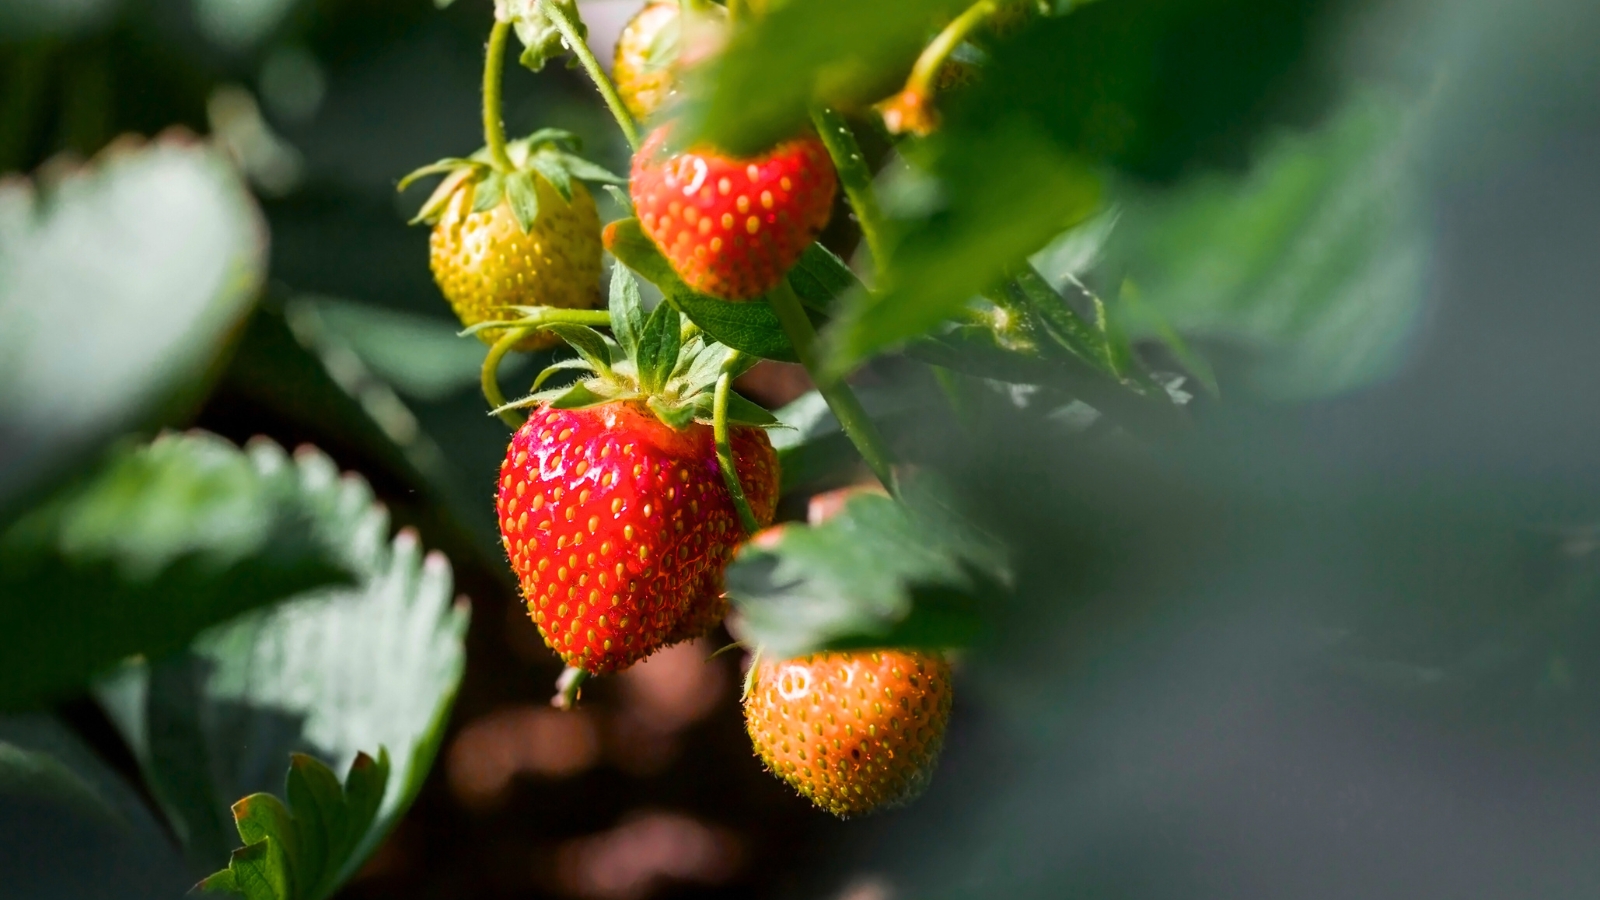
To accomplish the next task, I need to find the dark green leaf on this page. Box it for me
[687,0,969,154]
[93,441,467,882]
[726,477,1008,657]
[543,324,613,375]
[789,243,863,313]
[605,218,800,361]
[635,301,683,394]
[232,795,299,899]
[721,391,780,428]
[504,170,540,232]
[608,265,646,359]
[0,433,356,710]
[0,714,190,897]
[0,137,265,521]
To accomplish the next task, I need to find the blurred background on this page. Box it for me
[4,0,1600,898]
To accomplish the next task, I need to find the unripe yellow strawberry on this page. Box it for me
[614,0,680,122]
[403,130,623,351]
[745,648,952,817]
[430,177,600,351]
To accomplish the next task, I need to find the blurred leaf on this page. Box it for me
[689,0,969,154]
[1101,93,1427,399]
[822,127,1101,378]
[0,432,353,710]
[0,714,191,898]
[605,218,801,361]
[96,439,468,877]
[789,243,863,313]
[197,751,390,900]
[726,476,1008,656]
[293,298,519,403]
[0,136,266,521]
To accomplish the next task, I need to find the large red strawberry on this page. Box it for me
[497,276,780,673]
[745,648,953,818]
[630,125,837,300]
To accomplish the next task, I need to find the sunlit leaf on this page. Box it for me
[0,136,265,520]
[95,440,469,880]
[0,432,353,710]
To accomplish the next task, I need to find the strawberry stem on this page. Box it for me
[906,0,999,104]
[810,106,887,270]
[552,666,589,710]
[483,19,516,172]
[767,279,900,496]
[480,308,616,429]
[538,0,642,151]
[714,353,762,535]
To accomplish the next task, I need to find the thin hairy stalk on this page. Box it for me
[483,19,516,171]
[539,0,642,150]
[767,279,899,495]
[714,354,762,535]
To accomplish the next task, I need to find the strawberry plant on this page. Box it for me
[6,0,1600,898]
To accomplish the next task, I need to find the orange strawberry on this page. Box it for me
[745,648,953,817]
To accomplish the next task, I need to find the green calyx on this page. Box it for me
[398,128,623,233]
[497,265,779,431]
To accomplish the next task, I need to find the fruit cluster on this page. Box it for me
[401,0,980,818]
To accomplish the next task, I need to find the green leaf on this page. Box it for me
[471,171,505,214]
[721,391,781,428]
[0,432,355,710]
[0,137,265,521]
[527,153,573,203]
[648,396,698,430]
[530,357,599,393]
[635,301,683,394]
[687,0,970,154]
[606,218,800,361]
[821,127,1100,377]
[1097,92,1426,399]
[506,0,584,72]
[199,752,392,900]
[293,298,521,402]
[555,152,627,185]
[93,440,468,883]
[789,243,862,313]
[608,265,646,359]
[504,170,540,232]
[726,477,1008,657]
[543,324,614,375]
[546,380,616,411]
[0,714,191,897]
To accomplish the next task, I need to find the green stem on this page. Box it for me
[540,0,642,151]
[714,354,762,536]
[483,325,535,428]
[483,19,516,172]
[907,0,999,99]
[480,308,613,429]
[767,279,899,495]
[810,105,888,269]
[552,666,589,710]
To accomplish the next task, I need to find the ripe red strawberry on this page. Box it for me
[496,279,780,674]
[630,125,837,300]
[499,402,777,672]
[745,648,953,817]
